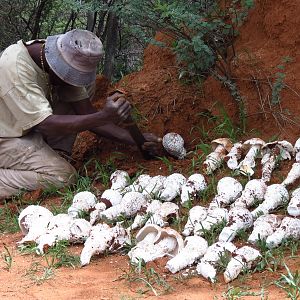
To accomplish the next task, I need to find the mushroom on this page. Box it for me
[203,138,232,174]
[294,137,300,162]
[195,207,228,236]
[68,191,97,218]
[100,191,149,221]
[218,207,253,242]
[287,188,300,217]
[224,142,244,170]
[261,141,294,182]
[182,206,208,237]
[281,163,300,187]
[232,179,267,208]
[196,241,237,282]
[248,214,282,244]
[238,138,265,176]
[110,170,130,191]
[251,184,289,219]
[142,175,166,197]
[17,205,53,245]
[128,224,184,264]
[122,174,152,194]
[80,223,127,266]
[266,217,300,249]
[89,189,123,225]
[224,246,261,283]
[166,236,208,274]
[160,173,186,202]
[209,177,243,208]
[162,132,186,159]
[180,174,207,205]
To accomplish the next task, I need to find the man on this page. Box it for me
[0,29,160,199]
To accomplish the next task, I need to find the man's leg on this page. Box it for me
[0,132,76,199]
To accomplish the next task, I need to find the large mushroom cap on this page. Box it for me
[211,138,232,152]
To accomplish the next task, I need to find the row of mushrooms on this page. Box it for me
[17,136,300,283]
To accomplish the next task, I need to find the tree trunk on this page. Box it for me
[86,11,97,32]
[31,0,49,39]
[103,11,119,80]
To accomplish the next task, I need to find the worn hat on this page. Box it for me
[44,29,104,87]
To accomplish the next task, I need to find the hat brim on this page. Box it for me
[45,34,96,87]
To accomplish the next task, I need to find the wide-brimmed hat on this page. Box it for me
[45,29,104,87]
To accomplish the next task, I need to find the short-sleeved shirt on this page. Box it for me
[0,40,89,138]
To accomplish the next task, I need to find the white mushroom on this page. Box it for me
[195,207,228,236]
[142,175,166,197]
[100,191,148,221]
[160,173,186,202]
[128,224,184,263]
[251,184,289,219]
[123,174,152,194]
[209,177,243,208]
[261,141,294,182]
[89,189,123,225]
[69,219,92,243]
[182,206,208,237]
[162,132,186,159]
[180,174,207,205]
[17,205,53,244]
[294,137,300,162]
[68,191,97,218]
[80,223,127,266]
[238,138,265,176]
[203,138,232,174]
[166,236,208,274]
[224,246,261,283]
[266,217,300,248]
[196,241,237,282]
[35,214,74,254]
[224,142,244,170]
[232,179,267,208]
[287,188,300,217]
[282,163,300,187]
[110,170,130,191]
[219,207,253,242]
[248,214,282,244]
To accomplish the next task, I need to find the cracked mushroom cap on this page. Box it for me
[211,138,232,152]
[262,140,294,159]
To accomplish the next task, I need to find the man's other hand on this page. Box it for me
[141,133,162,156]
[103,92,131,123]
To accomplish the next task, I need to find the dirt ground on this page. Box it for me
[2,0,300,299]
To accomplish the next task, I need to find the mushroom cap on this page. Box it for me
[211,138,232,152]
[243,138,265,150]
[294,138,300,152]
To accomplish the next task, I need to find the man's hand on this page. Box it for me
[103,92,131,124]
[141,133,162,157]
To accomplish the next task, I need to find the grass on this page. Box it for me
[222,286,266,299]
[119,259,172,296]
[2,244,13,271]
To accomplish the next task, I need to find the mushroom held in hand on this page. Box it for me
[196,241,237,282]
[180,174,207,205]
[166,236,208,274]
[224,142,243,170]
[224,246,261,283]
[238,138,265,176]
[218,207,253,242]
[248,214,282,244]
[209,177,243,208]
[162,132,186,159]
[261,141,294,183]
[232,179,267,208]
[68,191,97,218]
[203,138,232,174]
[266,217,300,248]
[251,184,289,219]
[287,188,300,217]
